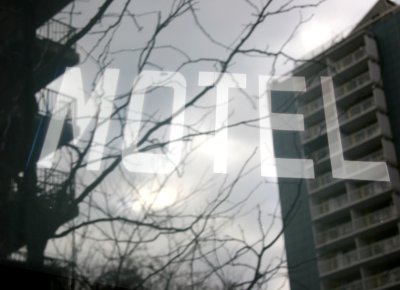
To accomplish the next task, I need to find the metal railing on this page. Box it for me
[359,235,400,260]
[319,248,358,274]
[302,123,326,142]
[343,123,380,148]
[306,123,382,172]
[299,70,372,119]
[308,171,335,192]
[333,47,366,73]
[36,168,74,198]
[331,280,363,290]
[349,182,391,202]
[307,146,330,163]
[302,103,377,144]
[353,206,396,229]
[36,18,76,45]
[339,96,374,123]
[7,250,72,269]
[315,220,353,245]
[330,265,400,290]
[312,194,348,217]
[298,97,324,116]
[36,88,75,117]
[320,235,400,276]
[336,71,370,98]
[364,266,400,289]
[316,207,396,246]
[360,150,384,162]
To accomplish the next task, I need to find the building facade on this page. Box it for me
[276,1,400,289]
[0,1,79,287]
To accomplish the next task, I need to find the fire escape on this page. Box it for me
[0,0,79,267]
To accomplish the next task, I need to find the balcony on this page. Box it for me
[359,235,400,261]
[299,69,373,123]
[36,18,76,46]
[8,251,72,270]
[353,206,396,230]
[312,194,348,217]
[302,123,326,143]
[333,47,366,73]
[308,171,336,192]
[298,97,324,117]
[331,280,363,290]
[33,19,79,91]
[36,88,75,117]
[315,220,353,245]
[308,146,330,164]
[364,266,400,290]
[311,179,391,219]
[36,168,75,197]
[307,124,383,173]
[302,108,379,147]
[315,206,396,246]
[349,182,392,203]
[360,150,384,162]
[339,97,375,123]
[342,123,380,149]
[319,235,400,277]
[319,248,358,274]
[336,71,370,99]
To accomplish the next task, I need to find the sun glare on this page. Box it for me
[132,186,178,211]
[300,22,334,53]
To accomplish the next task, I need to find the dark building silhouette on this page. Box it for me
[0,0,79,288]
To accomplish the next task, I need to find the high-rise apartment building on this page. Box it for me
[275,1,400,289]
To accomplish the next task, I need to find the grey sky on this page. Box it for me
[43,1,392,289]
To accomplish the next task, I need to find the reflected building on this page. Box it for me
[275,1,400,289]
[0,0,79,287]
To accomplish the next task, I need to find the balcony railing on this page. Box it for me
[299,69,372,122]
[333,47,366,73]
[37,168,74,198]
[349,182,391,203]
[336,71,370,98]
[353,206,396,229]
[320,235,400,276]
[36,88,75,117]
[342,123,380,148]
[302,123,326,142]
[303,125,384,170]
[36,18,76,45]
[330,266,400,290]
[298,97,324,116]
[359,235,400,260]
[339,97,374,123]
[331,280,363,290]
[315,220,353,245]
[364,266,400,290]
[308,171,335,192]
[315,207,396,246]
[319,248,358,274]
[360,150,384,162]
[311,180,391,218]
[307,146,330,164]
[8,250,72,269]
[312,194,348,217]
[303,111,379,146]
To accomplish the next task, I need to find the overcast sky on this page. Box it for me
[45,1,397,289]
